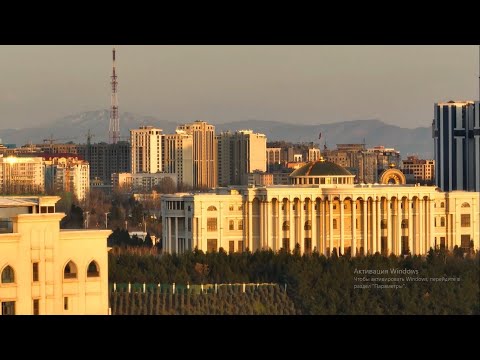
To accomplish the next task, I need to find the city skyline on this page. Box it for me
[0,45,479,130]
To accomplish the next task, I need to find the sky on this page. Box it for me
[0,45,478,129]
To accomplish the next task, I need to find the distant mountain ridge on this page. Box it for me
[0,110,433,158]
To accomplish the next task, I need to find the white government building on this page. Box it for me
[161,159,479,256]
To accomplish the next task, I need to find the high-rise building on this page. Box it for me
[402,156,435,184]
[43,154,90,201]
[433,101,480,191]
[163,130,194,188]
[216,130,267,186]
[266,147,281,167]
[130,126,163,175]
[77,141,131,186]
[0,196,110,314]
[176,121,216,188]
[0,156,45,194]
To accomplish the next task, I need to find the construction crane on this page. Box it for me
[43,134,77,145]
[86,129,95,146]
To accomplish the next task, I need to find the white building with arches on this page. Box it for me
[161,159,479,256]
[0,196,110,315]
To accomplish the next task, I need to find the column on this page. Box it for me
[329,199,333,256]
[408,199,413,255]
[339,200,345,255]
[362,199,368,255]
[396,199,402,256]
[277,201,282,252]
[429,199,435,252]
[376,199,381,253]
[248,200,253,251]
[387,198,392,255]
[323,199,327,256]
[289,201,294,252]
[310,200,314,253]
[267,201,272,250]
[419,199,424,254]
[372,199,377,254]
[167,217,172,253]
[352,198,357,256]
[299,199,304,253]
[175,217,179,253]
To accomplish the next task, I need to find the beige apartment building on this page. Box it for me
[44,155,90,201]
[130,126,163,174]
[402,156,435,183]
[163,130,194,188]
[176,121,216,189]
[0,196,110,315]
[162,160,479,256]
[217,130,267,186]
[0,156,45,194]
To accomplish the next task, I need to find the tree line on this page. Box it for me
[110,285,297,315]
[109,248,479,315]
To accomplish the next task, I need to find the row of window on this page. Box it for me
[228,220,244,231]
[0,260,100,284]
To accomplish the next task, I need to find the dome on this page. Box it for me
[290,160,352,177]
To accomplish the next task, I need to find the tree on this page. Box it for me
[144,233,153,247]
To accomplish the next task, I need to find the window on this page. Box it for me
[33,299,39,315]
[229,205,234,211]
[304,238,312,254]
[440,202,445,208]
[207,218,217,231]
[304,220,311,231]
[229,241,235,253]
[238,241,244,252]
[381,220,388,229]
[282,221,290,231]
[381,237,388,255]
[1,301,15,315]
[238,205,243,211]
[207,206,217,211]
[440,237,446,250]
[207,239,217,253]
[1,266,14,283]
[238,220,243,231]
[461,235,471,251]
[461,202,470,208]
[461,214,470,227]
[87,261,100,277]
[33,263,39,282]
[440,217,445,227]
[333,205,337,210]
[401,236,409,255]
[282,238,290,251]
[229,220,234,230]
[64,297,69,310]
[401,219,408,229]
[333,219,337,229]
[64,261,77,279]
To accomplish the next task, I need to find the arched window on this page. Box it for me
[461,202,470,208]
[282,221,290,231]
[64,261,77,279]
[207,206,217,211]
[440,202,445,208]
[304,220,312,231]
[440,217,445,227]
[87,261,100,277]
[1,265,14,283]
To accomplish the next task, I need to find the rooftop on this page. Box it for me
[290,160,353,177]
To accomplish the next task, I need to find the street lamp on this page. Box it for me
[84,211,89,229]
[105,212,110,229]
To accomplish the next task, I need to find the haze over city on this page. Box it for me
[0,45,478,129]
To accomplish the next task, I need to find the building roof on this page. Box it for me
[290,160,352,177]
[0,197,38,207]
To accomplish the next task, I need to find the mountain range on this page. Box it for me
[0,110,434,158]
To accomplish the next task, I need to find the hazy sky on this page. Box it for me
[0,45,478,129]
